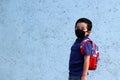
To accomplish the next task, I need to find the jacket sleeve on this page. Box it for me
[84,42,92,55]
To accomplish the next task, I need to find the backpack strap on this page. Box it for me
[80,38,93,55]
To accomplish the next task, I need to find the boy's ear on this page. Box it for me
[88,31,91,33]
[87,31,91,34]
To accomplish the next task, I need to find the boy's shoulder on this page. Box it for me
[82,35,90,41]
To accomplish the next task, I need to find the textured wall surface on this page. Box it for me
[0,0,120,80]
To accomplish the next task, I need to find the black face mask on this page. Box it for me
[75,29,85,38]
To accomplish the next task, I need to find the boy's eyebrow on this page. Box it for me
[81,26,86,29]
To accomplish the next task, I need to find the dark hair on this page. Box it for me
[75,18,92,31]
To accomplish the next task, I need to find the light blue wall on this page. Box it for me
[0,0,120,80]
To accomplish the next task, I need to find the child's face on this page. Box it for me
[75,22,91,36]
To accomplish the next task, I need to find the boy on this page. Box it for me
[69,18,92,80]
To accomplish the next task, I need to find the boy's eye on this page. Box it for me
[76,26,87,31]
[81,27,85,30]
[81,28,84,30]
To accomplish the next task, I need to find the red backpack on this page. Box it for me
[80,38,100,70]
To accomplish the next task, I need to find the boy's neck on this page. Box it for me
[77,35,89,39]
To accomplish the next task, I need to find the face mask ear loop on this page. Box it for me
[83,29,88,32]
